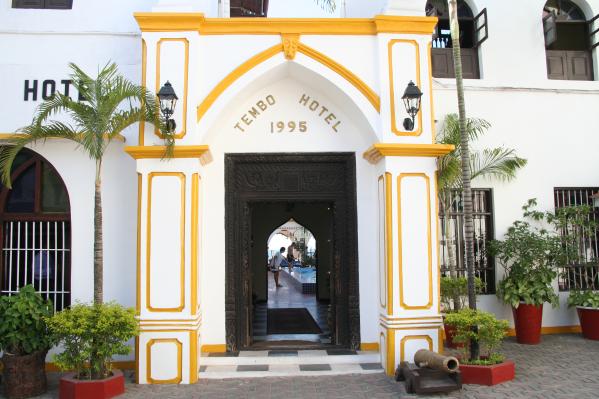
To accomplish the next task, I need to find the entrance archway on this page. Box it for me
[225,153,359,351]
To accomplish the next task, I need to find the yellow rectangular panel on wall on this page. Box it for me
[155,38,189,139]
[147,172,186,312]
[147,338,183,384]
[397,173,432,310]
[388,39,422,136]
[378,175,387,310]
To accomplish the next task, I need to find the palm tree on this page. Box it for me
[0,62,173,305]
[437,114,527,310]
[446,0,478,358]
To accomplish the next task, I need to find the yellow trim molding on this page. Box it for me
[282,33,300,60]
[146,172,186,313]
[139,39,147,146]
[196,44,280,121]
[196,41,380,122]
[191,173,199,316]
[0,133,126,142]
[397,173,433,310]
[386,329,395,376]
[155,38,189,139]
[388,39,422,136]
[134,13,437,35]
[363,143,454,163]
[146,338,183,384]
[189,330,199,384]
[125,145,210,160]
[201,344,227,353]
[507,325,582,336]
[384,173,393,316]
[360,342,380,351]
[136,173,142,315]
[400,335,433,362]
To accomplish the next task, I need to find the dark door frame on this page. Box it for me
[224,153,360,351]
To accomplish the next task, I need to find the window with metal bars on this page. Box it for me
[554,187,599,291]
[12,0,72,9]
[0,149,71,312]
[439,189,495,293]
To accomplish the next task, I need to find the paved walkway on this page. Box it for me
[4,334,599,398]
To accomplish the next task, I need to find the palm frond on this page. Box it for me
[470,148,528,182]
[314,0,336,13]
[1,122,81,187]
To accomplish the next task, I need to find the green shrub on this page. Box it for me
[46,302,139,380]
[489,199,594,308]
[445,308,509,364]
[0,285,54,356]
[440,276,483,313]
[568,290,599,309]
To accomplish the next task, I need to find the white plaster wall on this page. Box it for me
[198,65,381,345]
[0,0,154,33]
[20,140,138,307]
[434,85,599,328]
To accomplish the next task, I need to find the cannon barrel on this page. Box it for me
[414,349,459,373]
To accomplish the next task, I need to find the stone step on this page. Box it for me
[199,362,384,379]
[199,350,380,366]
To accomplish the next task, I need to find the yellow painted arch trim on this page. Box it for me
[196,42,380,122]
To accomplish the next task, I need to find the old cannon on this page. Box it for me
[414,349,459,373]
[396,350,462,394]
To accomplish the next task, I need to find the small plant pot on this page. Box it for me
[443,323,464,349]
[512,303,543,344]
[59,369,125,399]
[577,306,599,341]
[459,360,515,386]
[1,350,47,399]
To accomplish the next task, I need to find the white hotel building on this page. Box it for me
[1,0,598,384]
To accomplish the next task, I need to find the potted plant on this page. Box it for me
[46,302,139,399]
[491,199,595,344]
[445,308,512,385]
[568,290,599,340]
[440,276,482,348]
[490,199,565,344]
[0,285,54,399]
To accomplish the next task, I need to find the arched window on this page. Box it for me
[426,0,488,79]
[543,0,598,80]
[0,149,71,312]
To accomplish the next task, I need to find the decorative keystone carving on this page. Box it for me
[281,33,300,60]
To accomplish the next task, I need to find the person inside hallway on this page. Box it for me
[269,246,287,288]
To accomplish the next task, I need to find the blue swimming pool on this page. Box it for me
[289,266,316,283]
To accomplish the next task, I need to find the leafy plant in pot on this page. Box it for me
[440,276,482,348]
[445,309,512,385]
[0,285,54,399]
[490,199,590,344]
[46,302,139,399]
[568,290,599,340]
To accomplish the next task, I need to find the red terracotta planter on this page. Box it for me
[443,323,464,348]
[577,306,599,340]
[59,369,125,399]
[512,303,543,344]
[460,360,515,386]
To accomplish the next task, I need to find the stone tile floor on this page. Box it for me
[3,334,599,398]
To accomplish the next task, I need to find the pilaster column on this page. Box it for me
[371,7,446,375]
[125,146,210,384]
[366,145,451,375]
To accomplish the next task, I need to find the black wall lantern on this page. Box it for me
[157,81,178,133]
[401,81,423,131]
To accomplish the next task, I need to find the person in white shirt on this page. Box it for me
[268,247,287,288]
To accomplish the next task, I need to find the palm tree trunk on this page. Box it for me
[94,158,103,304]
[441,190,461,311]
[448,0,478,359]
